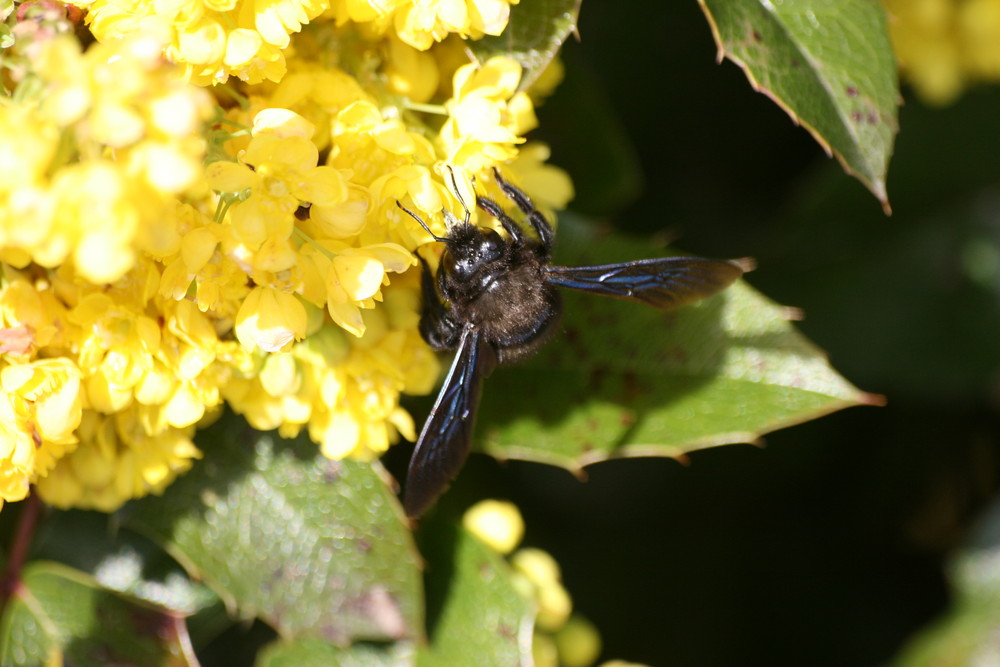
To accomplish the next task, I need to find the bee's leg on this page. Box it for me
[491,168,555,253]
[475,195,524,244]
[418,255,461,351]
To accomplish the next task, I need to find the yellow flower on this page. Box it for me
[327,0,519,50]
[555,616,602,667]
[440,57,535,172]
[35,410,202,511]
[511,547,573,631]
[235,286,309,352]
[0,391,35,507]
[885,0,1000,104]
[1,358,83,478]
[463,499,525,554]
[0,279,66,355]
[330,101,437,186]
[0,35,212,285]
[225,284,437,460]
[70,292,162,413]
[157,203,250,315]
[322,243,415,337]
[384,34,440,103]
[70,0,327,84]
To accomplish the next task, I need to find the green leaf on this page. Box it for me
[698,0,898,210]
[469,0,581,90]
[258,638,413,666]
[31,510,218,616]
[417,526,534,667]
[120,416,423,647]
[477,214,876,470]
[0,562,189,667]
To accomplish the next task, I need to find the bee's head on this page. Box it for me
[442,225,505,279]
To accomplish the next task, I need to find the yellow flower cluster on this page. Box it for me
[0,34,216,511]
[71,0,519,85]
[0,3,571,513]
[0,35,213,283]
[885,0,1000,104]
[70,0,328,85]
[327,0,520,50]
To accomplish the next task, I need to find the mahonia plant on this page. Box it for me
[0,0,606,663]
[0,0,899,663]
[0,0,572,514]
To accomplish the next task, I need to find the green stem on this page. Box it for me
[404,101,448,115]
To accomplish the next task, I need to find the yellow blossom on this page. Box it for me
[70,291,162,413]
[440,57,535,172]
[35,410,202,511]
[463,499,525,554]
[1,358,84,479]
[235,286,309,352]
[225,286,437,460]
[511,547,573,631]
[70,0,327,84]
[327,0,519,50]
[555,616,602,667]
[384,34,440,102]
[0,392,35,507]
[885,0,1000,104]
[322,243,415,337]
[0,35,212,285]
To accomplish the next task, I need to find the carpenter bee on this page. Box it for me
[397,169,747,518]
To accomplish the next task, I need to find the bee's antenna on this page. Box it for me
[396,201,447,243]
[444,165,474,226]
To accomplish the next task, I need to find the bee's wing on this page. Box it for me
[404,326,497,518]
[545,257,746,310]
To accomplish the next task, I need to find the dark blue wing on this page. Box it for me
[544,257,745,310]
[404,326,497,518]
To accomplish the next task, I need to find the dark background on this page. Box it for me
[443,2,1000,665]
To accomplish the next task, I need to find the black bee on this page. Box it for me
[397,169,747,518]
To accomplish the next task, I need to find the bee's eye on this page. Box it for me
[479,229,503,260]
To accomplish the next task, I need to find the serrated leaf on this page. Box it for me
[257,638,414,666]
[120,416,423,647]
[699,0,898,210]
[476,214,875,470]
[417,526,533,667]
[469,0,581,90]
[0,562,189,667]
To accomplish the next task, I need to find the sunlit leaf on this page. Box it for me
[121,417,423,646]
[476,214,876,470]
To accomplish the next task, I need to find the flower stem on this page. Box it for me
[0,493,43,611]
